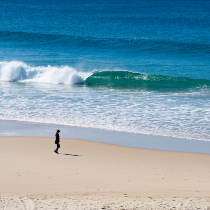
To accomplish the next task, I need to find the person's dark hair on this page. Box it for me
[57,129,60,133]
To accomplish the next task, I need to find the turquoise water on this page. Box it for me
[0,0,209,141]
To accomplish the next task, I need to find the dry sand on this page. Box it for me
[0,136,210,209]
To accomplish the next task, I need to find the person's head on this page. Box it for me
[57,129,60,133]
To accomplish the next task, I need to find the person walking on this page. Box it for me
[54,129,61,154]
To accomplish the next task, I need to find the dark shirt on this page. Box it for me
[55,133,60,144]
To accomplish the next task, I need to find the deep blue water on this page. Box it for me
[0,0,209,141]
[0,0,209,78]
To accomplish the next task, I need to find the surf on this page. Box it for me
[0,61,210,90]
[0,61,84,85]
[85,71,210,90]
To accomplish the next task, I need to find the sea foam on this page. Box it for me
[0,61,84,85]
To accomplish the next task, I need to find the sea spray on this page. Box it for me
[0,61,27,82]
[0,61,84,85]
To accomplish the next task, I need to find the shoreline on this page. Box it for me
[0,119,210,154]
[0,136,210,209]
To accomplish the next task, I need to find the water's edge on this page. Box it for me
[0,119,210,154]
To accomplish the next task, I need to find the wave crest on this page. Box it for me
[0,61,84,85]
[85,71,210,89]
[1,61,210,89]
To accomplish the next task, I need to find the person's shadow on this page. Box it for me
[63,153,81,157]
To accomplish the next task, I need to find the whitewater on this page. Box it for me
[0,61,85,84]
[0,60,209,142]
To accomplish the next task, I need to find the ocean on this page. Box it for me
[0,0,209,141]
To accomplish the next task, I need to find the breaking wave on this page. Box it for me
[0,61,84,85]
[0,61,210,89]
[85,71,210,90]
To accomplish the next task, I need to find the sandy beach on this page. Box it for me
[0,136,210,209]
[1,0,210,209]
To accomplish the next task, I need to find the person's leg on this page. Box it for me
[57,143,60,152]
[54,144,58,153]
[54,143,60,153]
